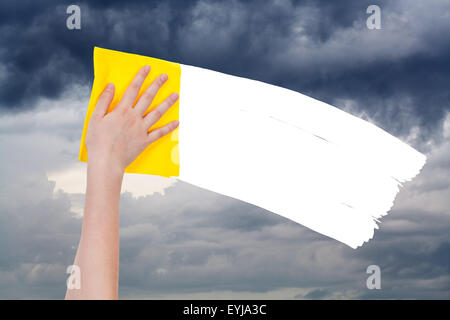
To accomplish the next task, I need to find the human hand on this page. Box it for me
[85,65,179,173]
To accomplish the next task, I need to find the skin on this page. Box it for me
[65,65,179,299]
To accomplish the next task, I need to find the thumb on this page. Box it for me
[93,83,115,118]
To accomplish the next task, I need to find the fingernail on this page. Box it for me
[144,65,151,73]
[171,92,179,100]
[173,120,179,127]
[105,83,115,92]
[161,73,168,82]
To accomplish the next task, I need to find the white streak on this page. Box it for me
[178,65,426,248]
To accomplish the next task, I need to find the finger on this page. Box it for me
[147,120,179,143]
[93,83,115,118]
[143,92,179,129]
[134,73,168,115]
[116,65,150,110]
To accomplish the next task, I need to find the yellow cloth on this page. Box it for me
[79,47,180,177]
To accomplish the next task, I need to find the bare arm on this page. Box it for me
[65,66,179,299]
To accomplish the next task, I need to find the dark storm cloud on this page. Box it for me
[0,0,449,299]
[306,51,450,139]
[1,0,449,143]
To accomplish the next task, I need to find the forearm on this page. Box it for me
[65,66,178,299]
[65,160,124,300]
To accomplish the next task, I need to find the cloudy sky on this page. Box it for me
[0,0,449,299]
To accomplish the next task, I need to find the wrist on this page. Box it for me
[87,153,126,177]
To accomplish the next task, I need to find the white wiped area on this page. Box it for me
[178,65,426,248]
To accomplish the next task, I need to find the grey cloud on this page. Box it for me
[0,100,449,299]
[303,289,329,299]
[0,142,449,298]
